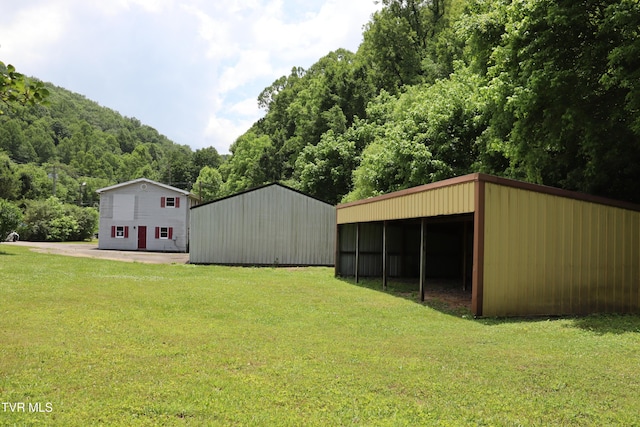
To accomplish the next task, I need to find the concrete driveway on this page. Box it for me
[6,241,189,264]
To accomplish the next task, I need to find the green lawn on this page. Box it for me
[1,245,639,426]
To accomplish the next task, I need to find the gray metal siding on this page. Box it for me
[190,185,335,265]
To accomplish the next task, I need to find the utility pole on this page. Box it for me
[50,164,57,196]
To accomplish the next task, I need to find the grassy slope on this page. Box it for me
[0,245,639,426]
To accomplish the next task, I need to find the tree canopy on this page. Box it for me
[227,0,640,204]
[2,0,640,213]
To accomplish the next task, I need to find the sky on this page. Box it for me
[0,0,381,154]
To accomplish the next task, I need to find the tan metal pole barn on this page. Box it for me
[335,173,640,317]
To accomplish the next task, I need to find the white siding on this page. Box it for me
[190,184,335,265]
[97,180,192,252]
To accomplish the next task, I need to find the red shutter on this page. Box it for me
[124,226,129,238]
[175,197,180,208]
[111,226,116,238]
[161,197,166,208]
[155,227,160,239]
[168,227,173,240]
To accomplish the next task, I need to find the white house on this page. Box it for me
[96,178,199,252]
[189,183,335,266]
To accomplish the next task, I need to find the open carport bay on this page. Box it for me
[336,214,474,303]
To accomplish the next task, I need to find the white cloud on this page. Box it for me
[229,97,262,117]
[0,3,69,67]
[217,50,275,94]
[85,0,172,15]
[2,0,380,154]
[181,4,237,59]
[204,114,260,151]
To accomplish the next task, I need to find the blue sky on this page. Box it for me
[0,0,380,153]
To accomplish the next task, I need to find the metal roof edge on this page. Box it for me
[337,173,640,213]
[336,173,481,209]
[190,182,335,210]
[477,174,640,212]
[96,178,196,198]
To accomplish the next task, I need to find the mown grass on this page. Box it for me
[1,244,639,426]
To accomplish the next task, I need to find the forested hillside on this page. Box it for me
[2,0,640,216]
[0,65,223,240]
[221,0,640,205]
[0,80,222,207]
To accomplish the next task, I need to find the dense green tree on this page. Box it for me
[0,198,22,240]
[119,144,159,182]
[467,0,640,202]
[160,145,193,189]
[294,130,359,204]
[602,0,640,134]
[192,166,222,202]
[15,163,52,200]
[221,131,275,195]
[345,65,487,200]
[20,197,69,241]
[20,196,97,241]
[358,0,456,93]
[0,153,19,200]
[0,119,37,163]
[24,119,56,163]
[65,204,99,240]
[193,146,222,171]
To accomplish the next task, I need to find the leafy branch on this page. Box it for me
[0,61,50,114]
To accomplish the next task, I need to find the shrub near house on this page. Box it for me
[0,198,22,241]
[18,197,98,241]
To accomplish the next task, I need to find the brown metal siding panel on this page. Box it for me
[337,182,475,224]
[482,183,640,316]
[472,181,485,316]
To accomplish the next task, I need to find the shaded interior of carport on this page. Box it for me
[335,175,482,312]
[337,215,474,302]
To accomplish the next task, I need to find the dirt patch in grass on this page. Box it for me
[421,286,472,316]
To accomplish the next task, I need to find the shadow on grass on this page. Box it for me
[569,313,640,335]
[337,277,640,331]
[337,276,473,318]
[462,311,640,333]
[0,250,15,256]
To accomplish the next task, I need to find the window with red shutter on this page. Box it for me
[168,227,173,240]
[161,197,166,208]
[155,227,160,239]
[175,197,180,208]
[114,226,126,238]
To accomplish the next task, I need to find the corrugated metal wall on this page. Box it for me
[338,223,384,277]
[337,181,474,224]
[483,183,640,316]
[190,185,335,265]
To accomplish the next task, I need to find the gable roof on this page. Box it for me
[96,178,196,198]
[191,182,334,210]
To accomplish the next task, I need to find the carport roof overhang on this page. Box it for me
[336,173,640,224]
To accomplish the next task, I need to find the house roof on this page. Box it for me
[191,182,334,210]
[96,178,197,198]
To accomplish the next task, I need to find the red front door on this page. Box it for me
[138,226,147,250]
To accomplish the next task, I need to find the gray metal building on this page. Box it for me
[189,183,335,266]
